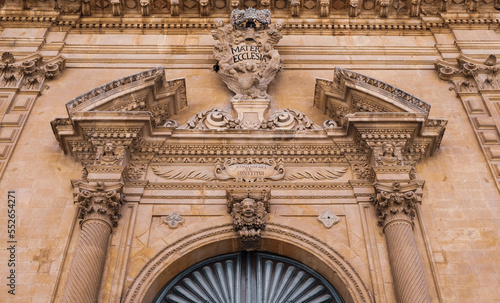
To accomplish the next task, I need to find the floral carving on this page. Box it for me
[227,189,270,250]
[211,9,284,100]
[76,181,124,229]
[164,212,184,228]
[373,182,419,228]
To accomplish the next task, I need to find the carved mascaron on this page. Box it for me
[227,189,270,251]
[212,8,284,101]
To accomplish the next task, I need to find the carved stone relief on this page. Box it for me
[211,8,284,101]
[164,212,185,228]
[227,189,270,251]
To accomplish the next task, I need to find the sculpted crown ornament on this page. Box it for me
[212,9,284,101]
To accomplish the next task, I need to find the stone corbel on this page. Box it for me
[320,0,330,17]
[199,0,210,16]
[409,0,420,17]
[227,189,270,251]
[81,0,92,16]
[230,0,240,9]
[140,0,151,16]
[171,0,180,15]
[377,0,389,17]
[111,0,123,16]
[290,0,300,16]
[348,0,359,17]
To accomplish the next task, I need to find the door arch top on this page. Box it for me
[153,251,346,303]
[122,223,373,303]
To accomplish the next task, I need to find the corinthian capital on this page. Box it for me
[76,181,124,229]
[373,181,421,229]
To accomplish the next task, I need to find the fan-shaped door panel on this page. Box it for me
[154,252,345,303]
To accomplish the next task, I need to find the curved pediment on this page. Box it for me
[314,68,431,125]
[64,67,187,126]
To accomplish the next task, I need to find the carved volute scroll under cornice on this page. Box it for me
[75,181,124,230]
[227,189,270,251]
[0,52,66,91]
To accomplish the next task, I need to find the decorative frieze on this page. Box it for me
[3,0,493,19]
[227,189,270,251]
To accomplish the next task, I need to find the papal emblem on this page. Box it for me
[211,8,284,101]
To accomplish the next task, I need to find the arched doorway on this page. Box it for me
[153,252,345,303]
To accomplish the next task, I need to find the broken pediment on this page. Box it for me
[314,68,433,126]
[64,67,187,127]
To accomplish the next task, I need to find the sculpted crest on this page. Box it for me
[212,8,284,100]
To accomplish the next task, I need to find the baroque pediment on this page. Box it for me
[315,68,433,124]
[64,67,187,126]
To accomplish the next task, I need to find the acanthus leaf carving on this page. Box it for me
[372,181,420,228]
[76,181,124,229]
[151,166,216,181]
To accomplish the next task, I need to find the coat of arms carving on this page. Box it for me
[211,8,284,101]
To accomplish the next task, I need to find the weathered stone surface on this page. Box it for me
[1,6,500,303]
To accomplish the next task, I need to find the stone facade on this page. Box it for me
[0,2,500,303]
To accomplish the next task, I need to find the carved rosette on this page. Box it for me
[211,9,284,100]
[227,189,270,251]
[76,181,124,229]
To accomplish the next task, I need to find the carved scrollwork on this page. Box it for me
[0,52,65,90]
[179,108,241,130]
[261,109,322,131]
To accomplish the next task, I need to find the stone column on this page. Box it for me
[62,181,123,303]
[373,182,431,303]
